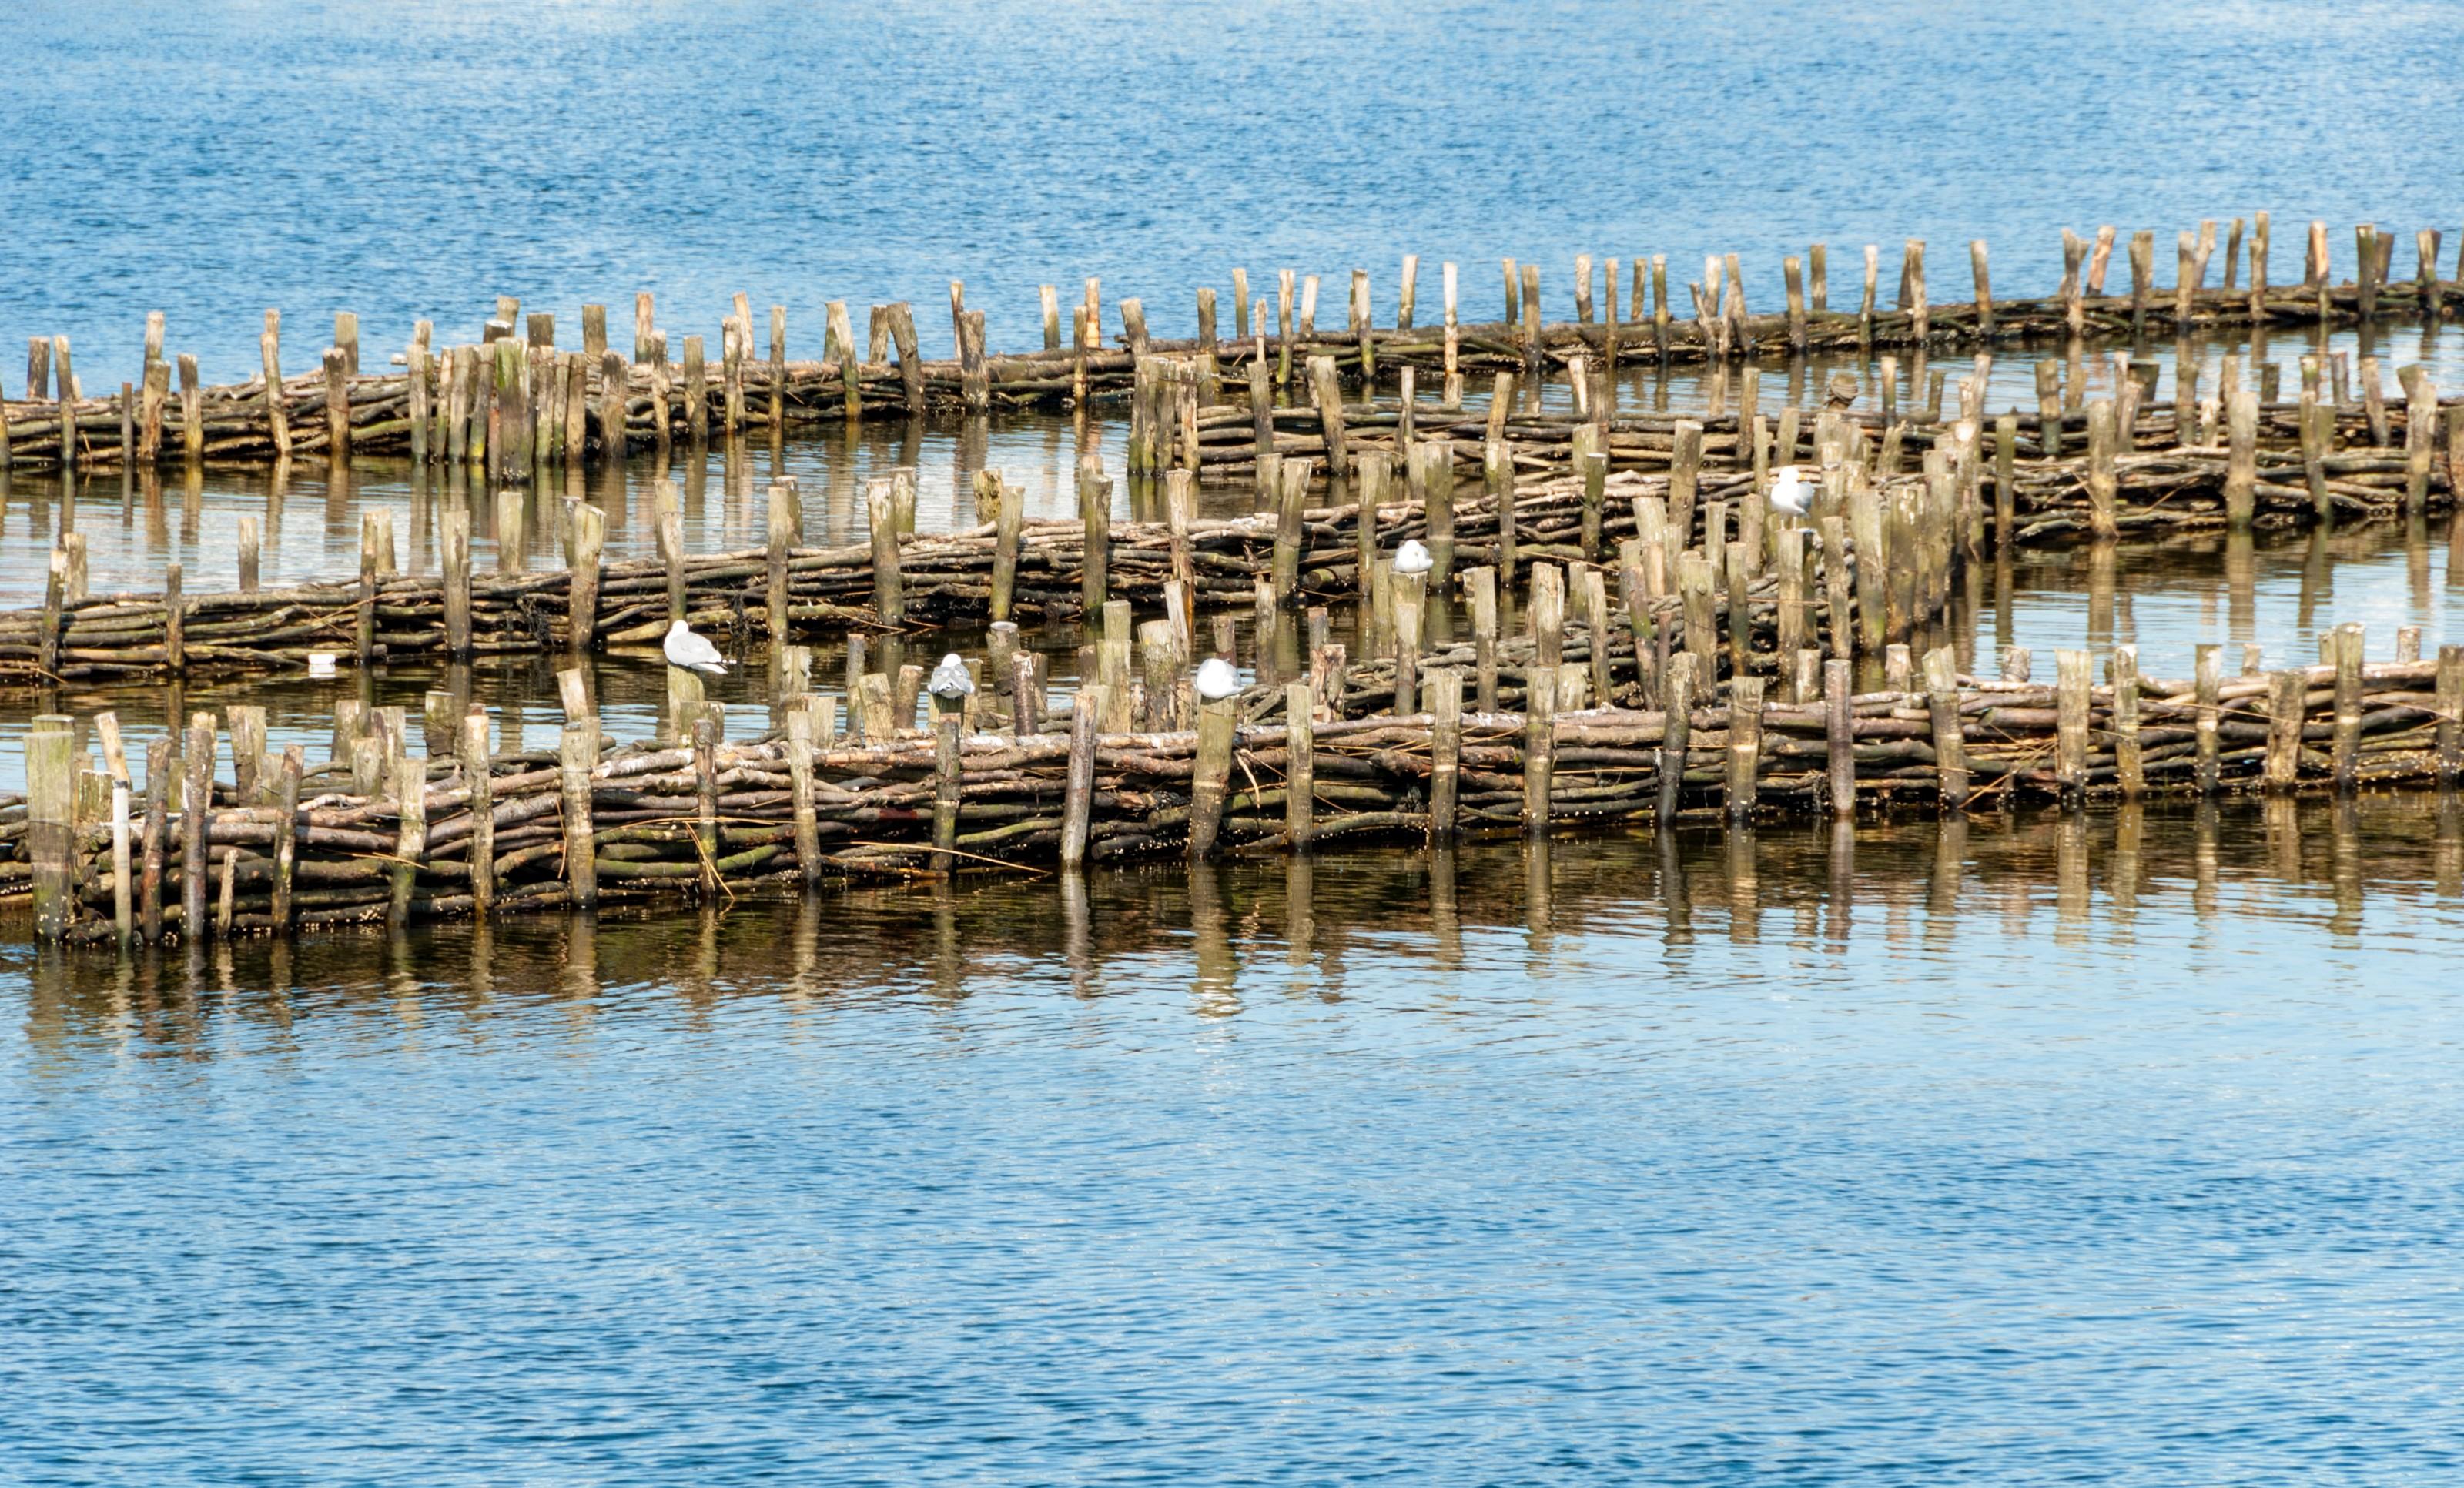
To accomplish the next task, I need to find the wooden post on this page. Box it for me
[389,752,425,928]
[1468,565,1500,711]
[1825,658,1854,815]
[597,349,628,463]
[442,506,472,656]
[1669,420,1703,544]
[689,710,723,894]
[2332,622,2362,793]
[2194,644,2223,797]
[766,482,795,640]
[356,513,379,664]
[1522,652,1555,835]
[269,751,300,933]
[1273,454,1311,604]
[2055,649,2090,801]
[2225,388,2258,528]
[1657,652,1693,824]
[566,499,604,651]
[1485,437,1516,581]
[460,708,494,913]
[181,713,213,939]
[26,717,74,939]
[1726,675,1763,818]
[1921,647,1966,810]
[2265,669,2306,791]
[869,476,903,622]
[1060,687,1103,870]
[2436,644,2464,787]
[1187,698,1237,859]
[2086,399,2119,539]
[1078,457,1110,616]
[2111,644,2144,798]
[1970,239,1993,332]
[992,474,1023,622]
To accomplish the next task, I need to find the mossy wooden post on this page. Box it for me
[1187,697,1237,860]
[2225,388,2258,529]
[441,506,473,657]
[2436,644,2464,787]
[2111,644,2144,798]
[1726,675,1763,819]
[2264,670,2306,791]
[1991,412,2017,549]
[181,713,213,939]
[868,476,904,623]
[782,702,822,885]
[1468,565,1500,711]
[1656,652,1694,824]
[768,303,788,428]
[2332,622,2363,793]
[681,334,708,441]
[1824,658,1855,816]
[1576,438,1607,562]
[461,708,495,914]
[259,324,293,459]
[354,513,380,666]
[26,716,74,940]
[1060,686,1104,871]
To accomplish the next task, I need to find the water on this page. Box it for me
[13,3,2464,1480]
[11,2,2464,389]
[9,809,2464,1480]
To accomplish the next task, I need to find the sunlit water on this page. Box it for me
[13,2,2464,1481]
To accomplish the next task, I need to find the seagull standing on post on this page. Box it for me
[1394,538,1433,576]
[1195,657,1243,701]
[664,619,729,675]
[1768,465,1813,519]
[929,653,976,702]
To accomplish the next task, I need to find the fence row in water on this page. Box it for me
[8,604,2460,943]
[2,214,2454,473]
[5,353,2457,687]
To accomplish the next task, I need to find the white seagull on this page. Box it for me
[1393,538,1433,576]
[663,619,728,675]
[1768,465,1813,518]
[928,652,976,701]
[1195,657,1244,701]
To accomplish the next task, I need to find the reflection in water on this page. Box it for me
[16,792,2461,1045]
[12,790,2464,1480]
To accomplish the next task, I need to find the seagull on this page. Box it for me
[1195,657,1243,701]
[663,619,728,675]
[1769,465,1813,518]
[928,652,976,701]
[1393,538,1433,576]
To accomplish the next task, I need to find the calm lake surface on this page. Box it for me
[11,1,2464,1481]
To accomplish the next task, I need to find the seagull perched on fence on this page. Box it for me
[663,619,728,675]
[1195,657,1243,701]
[929,652,976,701]
[1768,465,1813,518]
[1394,538,1433,576]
